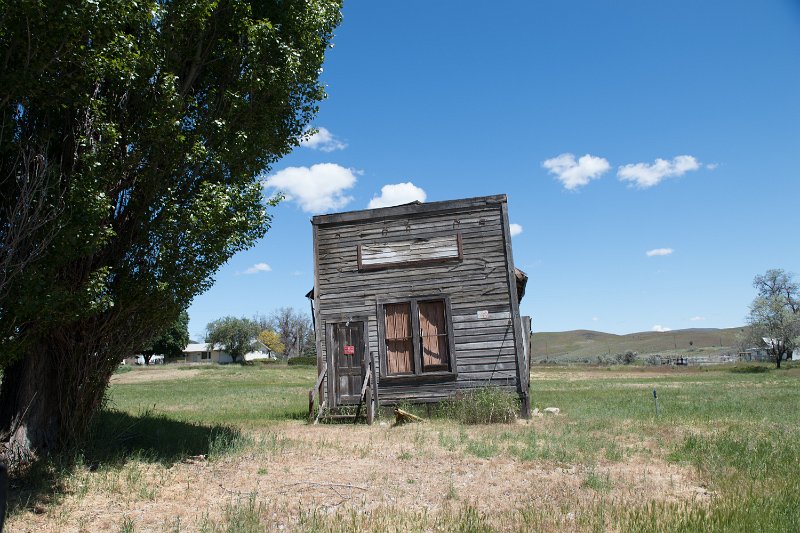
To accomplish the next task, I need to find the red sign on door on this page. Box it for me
[343,345,355,355]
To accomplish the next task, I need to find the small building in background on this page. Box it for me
[738,346,770,362]
[182,341,273,364]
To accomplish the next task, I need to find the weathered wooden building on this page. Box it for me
[307,194,531,422]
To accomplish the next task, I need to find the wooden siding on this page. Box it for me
[313,197,524,406]
[358,234,461,270]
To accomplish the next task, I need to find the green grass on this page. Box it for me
[523,365,800,532]
[8,362,800,532]
[437,387,519,424]
[106,364,314,427]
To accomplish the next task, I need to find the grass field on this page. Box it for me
[7,362,800,532]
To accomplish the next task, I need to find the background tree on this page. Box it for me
[205,317,261,364]
[258,329,285,357]
[745,269,800,369]
[0,0,341,465]
[141,310,190,363]
[256,307,314,359]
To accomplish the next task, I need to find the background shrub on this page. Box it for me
[730,364,770,374]
[646,354,662,366]
[287,356,317,366]
[621,350,639,364]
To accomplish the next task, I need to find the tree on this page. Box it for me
[205,317,260,364]
[141,310,190,363]
[745,269,800,369]
[256,307,314,359]
[0,0,341,465]
[258,329,285,357]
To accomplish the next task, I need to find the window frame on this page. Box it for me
[357,233,463,272]
[376,295,457,382]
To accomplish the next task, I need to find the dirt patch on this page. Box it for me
[8,421,710,532]
[111,367,203,384]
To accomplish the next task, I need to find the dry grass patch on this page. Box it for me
[110,367,204,385]
[8,420,709,532]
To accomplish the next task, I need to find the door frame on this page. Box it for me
[326,317,370,408]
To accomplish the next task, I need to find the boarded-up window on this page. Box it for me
[358,234,462,270]
[384,303,414,374]
[380,297,454,377]
[419,301,450,372]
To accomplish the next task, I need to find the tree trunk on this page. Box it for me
[0,461,7,532]
[776,354,782,369]
[0,334,115,467]
[0,347,61,465]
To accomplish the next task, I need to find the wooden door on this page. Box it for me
[331,321,365,405]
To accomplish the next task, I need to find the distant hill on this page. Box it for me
[531,327,744,362]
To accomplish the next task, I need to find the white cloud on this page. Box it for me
[542,153,610,190]
[705,163,718,170]
[509,223,523,237]
[300,127,347,152]
[241,262,271,275]
[368,182,427,209]
[592,316,599,322]
[617,155,700,188]
[263,163,357,213]
[652,325,672,332]
[290,270,303,277]
[690,316,706,322]
[646,248,674,257]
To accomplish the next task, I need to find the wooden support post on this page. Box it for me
[366,385,374,425]
[354,360,371,424]
[520,393,531,419]
[314,400,326,425]
[308,368,327,425]
[308,389,315,424]
[370,351,379,413]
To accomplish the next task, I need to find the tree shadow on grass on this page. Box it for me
[8,408,242,517]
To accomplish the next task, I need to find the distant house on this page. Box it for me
[740,338,800,362]
[738,346,770,362]
[182,341,274,364]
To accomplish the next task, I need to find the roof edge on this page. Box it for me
[311,194,508,226]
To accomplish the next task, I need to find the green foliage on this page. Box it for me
[303,342,317,358]
[746,269,800,367]
[0,0,341,453]
[205,316,260,363]
[142,310,190,358]
[439,387,519,424]
[287,356,316,366]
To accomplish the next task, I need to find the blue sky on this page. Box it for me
[187,1,800,340]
